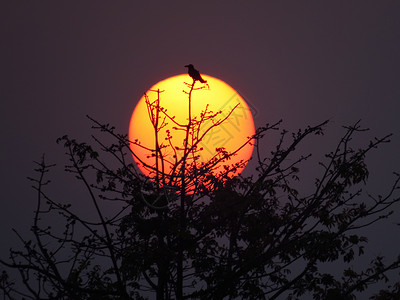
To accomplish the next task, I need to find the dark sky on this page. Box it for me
[1,0,400,289]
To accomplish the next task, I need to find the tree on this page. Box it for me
[1,78,400,299]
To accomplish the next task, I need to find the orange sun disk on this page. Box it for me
[129,74,255,180]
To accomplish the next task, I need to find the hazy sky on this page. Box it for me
[1,0,400,289]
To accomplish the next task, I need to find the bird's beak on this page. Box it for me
[184,65,189,67]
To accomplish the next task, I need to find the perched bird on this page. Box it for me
[184,64,207,83]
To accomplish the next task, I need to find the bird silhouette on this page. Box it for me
[184,64,207,83]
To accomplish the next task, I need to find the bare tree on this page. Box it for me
[1,78,400,299]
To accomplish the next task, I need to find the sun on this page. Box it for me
[129,74,255,180]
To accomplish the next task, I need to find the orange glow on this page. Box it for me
[129,74,255,180]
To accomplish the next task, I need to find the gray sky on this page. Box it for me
[1,0,400,293]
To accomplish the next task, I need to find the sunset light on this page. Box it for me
[129,74,255,179]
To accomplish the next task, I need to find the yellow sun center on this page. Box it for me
[129,74,255,180]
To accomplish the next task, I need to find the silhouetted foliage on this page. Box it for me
[1,79,400,299]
